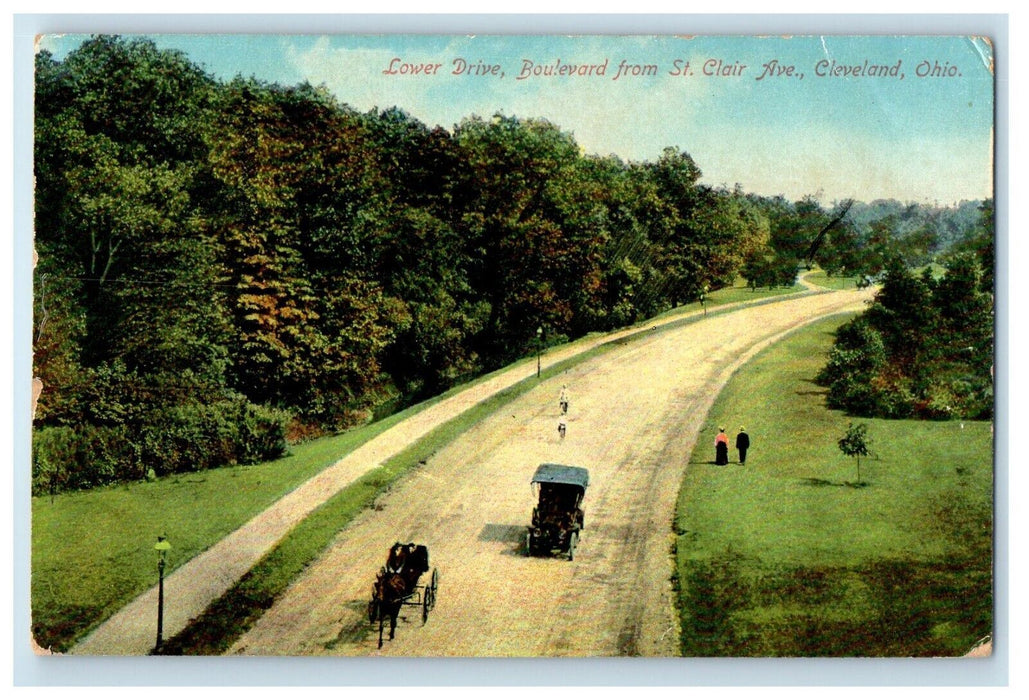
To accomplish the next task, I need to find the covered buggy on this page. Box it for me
[525,463,589,560]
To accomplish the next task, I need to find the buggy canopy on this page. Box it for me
[531,463,590,490]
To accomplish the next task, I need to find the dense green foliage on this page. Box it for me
[676,315,992,657]
[817,241,994,420]
[33,37,991,492]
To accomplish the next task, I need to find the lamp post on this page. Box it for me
[154,535,171,653]
[536,326,543,378]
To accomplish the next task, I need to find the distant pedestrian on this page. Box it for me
[736,427,750,464]
[558,416,567,439]
[559,385,569,414]
[715,428,729,465]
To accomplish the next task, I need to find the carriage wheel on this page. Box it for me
[526,531,533,556]
[568,531,578,561]
[422,588,431,624]
[429,569,439,610]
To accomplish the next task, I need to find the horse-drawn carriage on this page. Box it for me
[525,463,590,561]
[368,542,439,648]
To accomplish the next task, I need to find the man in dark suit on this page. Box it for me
[736,427,750,465]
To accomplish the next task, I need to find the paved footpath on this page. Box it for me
[71,282,846,655]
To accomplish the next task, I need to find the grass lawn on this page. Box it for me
[674,314,993,657]
[804,269,864,290]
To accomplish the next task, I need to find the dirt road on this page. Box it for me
[229,287,873,657]
[71,283,818,655]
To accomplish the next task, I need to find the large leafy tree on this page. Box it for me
[34,37,230,422]
[928,252,994,415]
[580,155,661,328]
[642,147,705,307]
[864,256,937,376]
[818,218,864,278]
[360,108,487,396]
[207,81,402,422]
[206,80,321,405]
[766,196,823,265]
[687,185,770,288]
[33,37,292,492]
[455,115,606,363]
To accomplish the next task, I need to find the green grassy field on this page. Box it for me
[674,314,993,656]
[31,280,805,653]
[803,269,864,290]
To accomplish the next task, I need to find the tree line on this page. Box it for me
[32,36,991,493]
[817,205,994,421]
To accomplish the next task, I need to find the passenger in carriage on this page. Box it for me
[386,542,407,573]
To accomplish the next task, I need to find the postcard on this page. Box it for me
[27,30,996,671]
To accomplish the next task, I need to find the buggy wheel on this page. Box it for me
[429,568,439,609]
[526,531,533,556]
[568,531,578,561]
[422,589,430,624]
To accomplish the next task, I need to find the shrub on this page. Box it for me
[32,424,134,494]
[867,371,916,418]
[921,384,959,420]
[817,319,886,385]
[236,400,290,464]
[32,396,290,494]
[825,373,881,416]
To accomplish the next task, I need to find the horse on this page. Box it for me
[371,542,430,647]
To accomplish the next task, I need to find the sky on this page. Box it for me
[36,31,994,207]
